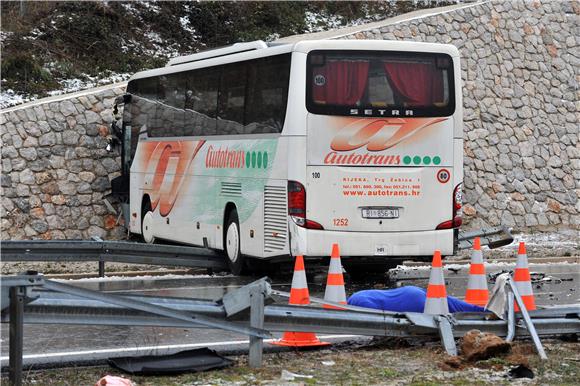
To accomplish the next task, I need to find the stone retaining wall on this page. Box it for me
[1,0,578,240]
[0,86,127,240]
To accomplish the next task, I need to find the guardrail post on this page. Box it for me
[508,279,547,360]
[249,284,265,368]
[506,291,516,342]
[9,286,25,386]
[436,315,457,356]
[98,259,105,278]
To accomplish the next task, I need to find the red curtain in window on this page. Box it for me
[383,62,443,106]
[312,61,369,105]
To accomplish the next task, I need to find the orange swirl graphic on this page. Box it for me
[330,118,446,152]
[144,140,205,217]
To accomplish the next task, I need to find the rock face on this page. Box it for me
[0,0,578,240]
[460,329,511,361]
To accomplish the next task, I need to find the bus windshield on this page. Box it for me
[307,50,454,118]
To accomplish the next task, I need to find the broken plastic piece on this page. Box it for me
[95,375,134,386]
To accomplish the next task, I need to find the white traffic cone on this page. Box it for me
[323,243,347,310]
[424,250,449,315]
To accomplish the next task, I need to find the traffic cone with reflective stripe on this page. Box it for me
[513,242,536,312]
[424,250,449,315]
[465,237,489,307]
[271,255,329,347]
[323,243,347,310]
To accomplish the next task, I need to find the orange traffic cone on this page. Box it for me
[323,243,347,310]
[424,250,449,315]
[271,255,330,347]
[465,237,489,307]
[513,242,536,312]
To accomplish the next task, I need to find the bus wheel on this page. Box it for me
[141,201,156,244]
[225,209,246,275]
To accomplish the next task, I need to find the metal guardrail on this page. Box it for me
[0,239,228,273]
[1,273,579,385]
[457,226,514,250]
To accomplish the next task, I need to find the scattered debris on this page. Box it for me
[95,375,134,386]
[460,330,511,362]
[280,369,314,381]
[559,333,578,342]
[439,355,464,371]
[508,364,534,379]
[321,360,335,366]
[109,348,233,375]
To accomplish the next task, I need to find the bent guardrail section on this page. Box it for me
[0,239,228,271]
[1,273,579,385]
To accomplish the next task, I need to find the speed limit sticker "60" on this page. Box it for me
[437,169,450,184]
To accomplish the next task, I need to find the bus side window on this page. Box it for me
[245,54,291,134]
[160,73,186,137]
[217,63,247,135]
[131,77,158,140]
[185,68,218,136]
[151,75,170,138]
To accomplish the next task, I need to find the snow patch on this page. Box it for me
[0,89,35,108]
[55,273,231,283]
[179,16,197,38]
[120,2,138,16]
[46,73,131,97]
[305,11,344,33]
[138,0,162,13]
[1,73,131,109]
[139,31,182,58]
[0,31,13,44]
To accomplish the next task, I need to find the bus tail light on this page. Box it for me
[288,181,324,230]
[436,183,463,230]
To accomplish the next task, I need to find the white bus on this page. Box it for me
[112,40,463,274]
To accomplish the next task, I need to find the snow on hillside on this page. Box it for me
[1,73,132,109]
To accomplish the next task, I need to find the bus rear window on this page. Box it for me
[307,50,454,118]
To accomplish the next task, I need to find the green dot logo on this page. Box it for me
[423,156,431,165]
[246,152,251,168]
[257,152,262,168]
[251,152,256,168]
[262,152,268,168]
[403,156,412,165]
[413,156,421,165]
[433,156,441,165]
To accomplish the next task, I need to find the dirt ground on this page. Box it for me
[4,339,578,385]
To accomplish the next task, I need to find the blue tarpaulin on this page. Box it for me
[347,286,485,313]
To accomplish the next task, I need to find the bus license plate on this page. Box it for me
[362,208,399,219]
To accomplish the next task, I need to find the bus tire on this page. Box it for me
[224,209,246,275]
[141,199,156,244]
